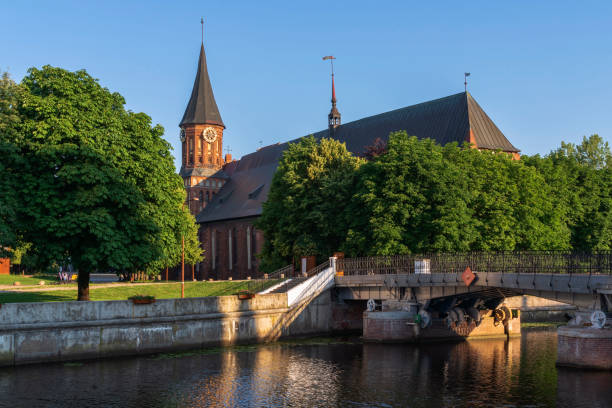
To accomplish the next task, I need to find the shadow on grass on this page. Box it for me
[0,290,77,303]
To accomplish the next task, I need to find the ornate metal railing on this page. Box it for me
[336,251,612,276]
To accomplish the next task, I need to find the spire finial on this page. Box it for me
[201,17,204,44]
[322,56,336,104]
[464,72,470,92]
[323,56,340,130]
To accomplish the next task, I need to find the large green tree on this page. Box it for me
[0,66,201,299]
[343,132,570,256]
[0,73,21,258]
[256,136,363,271]
[524,135,612,250]
[343,134,476,255]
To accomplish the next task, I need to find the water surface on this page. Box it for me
[0,329,610,407]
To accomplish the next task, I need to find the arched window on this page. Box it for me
[231,228,237,266]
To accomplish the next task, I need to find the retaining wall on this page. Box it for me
[557,326,612,370]
[505,295,575,321]
[0,291,333,367]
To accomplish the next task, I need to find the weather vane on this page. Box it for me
[201,17,204,44]
[464,72,471,92]
[323,55,336,76]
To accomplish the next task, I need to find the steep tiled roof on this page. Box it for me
[180,44,224,128]
[197,92,518,223]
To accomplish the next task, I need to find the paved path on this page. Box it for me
[0,281,187,292]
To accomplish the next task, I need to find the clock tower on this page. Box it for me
[179,38,228,215]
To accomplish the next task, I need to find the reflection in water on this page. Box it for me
[0,329,610,407]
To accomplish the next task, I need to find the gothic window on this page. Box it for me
[231,228,237,266]
[218,181,222,188]
[199,190,203,202]
[208,142,212,154]
[251,227,257,260]
[212,230,218,270]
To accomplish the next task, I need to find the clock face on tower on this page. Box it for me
[179,128,186,143]
[202,127,218,143]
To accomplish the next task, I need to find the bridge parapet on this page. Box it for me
[337,251,612,276]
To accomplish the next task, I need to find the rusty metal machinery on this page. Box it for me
[493,305,511,327]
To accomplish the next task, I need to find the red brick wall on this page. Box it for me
[0,258,9,275]
[198,217,265,280]
[182,124,225,168]
[557,327,612,369]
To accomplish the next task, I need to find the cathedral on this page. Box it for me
[178,37,520,280]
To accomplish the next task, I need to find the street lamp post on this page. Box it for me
[181,199,187,299]
[181,233,185,298]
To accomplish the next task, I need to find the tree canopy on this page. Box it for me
[523,135,612,250]
[343,132,569,256]
[0,66,202,299]
[256,136,363,271]
[257,132,609,267]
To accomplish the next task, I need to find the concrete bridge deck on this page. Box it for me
[334,252,612,312]
[336,272,612,309]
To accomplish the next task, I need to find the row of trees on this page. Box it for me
[257,133,611,269]
[0,67,202,299]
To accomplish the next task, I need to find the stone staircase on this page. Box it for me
[267,277,309,294]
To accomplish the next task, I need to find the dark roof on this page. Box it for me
[197,144,284,223]
[312,92,518,154]
[179,166,230,179]
[197,92,518,223]
[180,44,224,128]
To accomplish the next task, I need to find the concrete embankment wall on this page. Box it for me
[505,295,575,321]
[0,292,334,367]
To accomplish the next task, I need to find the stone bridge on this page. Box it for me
[334,252,612,314]
[257,252,612,369]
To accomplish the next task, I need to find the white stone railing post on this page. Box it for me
[330,257,337,274]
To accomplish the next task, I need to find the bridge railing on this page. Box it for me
[336,251,612,276]
[246,264,294,293]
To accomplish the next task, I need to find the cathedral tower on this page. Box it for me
[180,35,228,215]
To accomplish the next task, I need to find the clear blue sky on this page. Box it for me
[2,1,611,169]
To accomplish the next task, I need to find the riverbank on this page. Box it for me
[0,290,334,367]
[0,280,278,303]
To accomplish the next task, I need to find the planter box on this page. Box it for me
[131,298,156,305]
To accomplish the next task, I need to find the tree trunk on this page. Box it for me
[77,270,90,301]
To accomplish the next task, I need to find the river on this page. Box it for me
[0,328,610,407]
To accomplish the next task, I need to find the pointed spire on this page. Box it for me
[331,73,337,104]
[323,55,340,130]
[328,72,341,130]
[180,32,224,128]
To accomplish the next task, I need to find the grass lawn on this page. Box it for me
[0,274,58,286]
[0,280,280,303]
[521,321,565,328]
